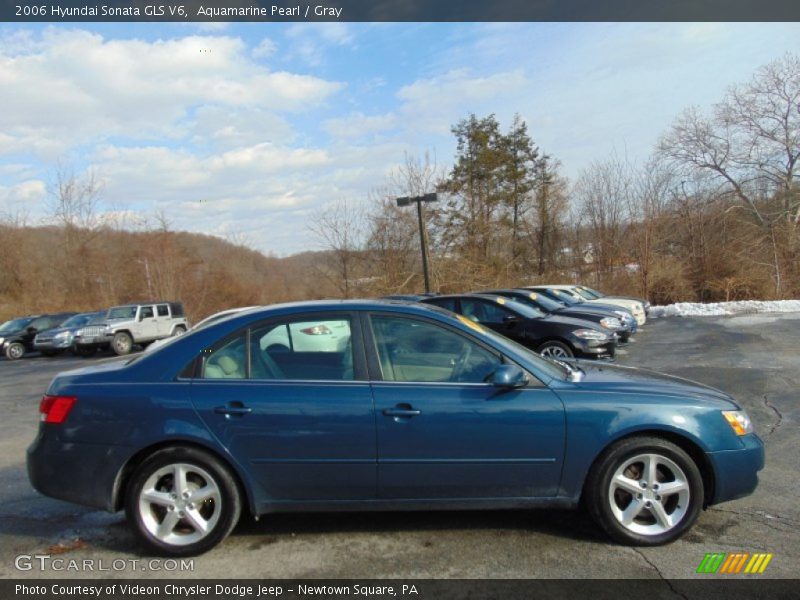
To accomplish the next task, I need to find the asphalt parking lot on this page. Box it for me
[0,313,797,580]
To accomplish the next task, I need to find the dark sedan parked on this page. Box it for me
[28,300,764,556]
[482,289,633,343]
[422,293,617,359]
[0,312,76,360]
[33,311,106,356]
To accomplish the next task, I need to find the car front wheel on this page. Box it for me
[537,340,573,359]
[5,342,25,360]
[112,332,133,355]
[125,447,241,556]
[585,436,703,545]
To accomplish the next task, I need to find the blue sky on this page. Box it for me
[0,22,798,255]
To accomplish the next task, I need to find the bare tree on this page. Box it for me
[308,200,366,298]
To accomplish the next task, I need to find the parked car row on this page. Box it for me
[385,284,649,361]
[0,301,188,360]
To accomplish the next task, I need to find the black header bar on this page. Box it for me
[3,0,800,23]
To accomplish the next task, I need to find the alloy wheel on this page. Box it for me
[539,345,570,358]
[608,453,690,536]
[137,463,222,546]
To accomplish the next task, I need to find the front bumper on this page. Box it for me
[27,428,133,512]
[74,335,111,349]
[573,337,616,359]
[706,434,765,505]
[34,338,72,351]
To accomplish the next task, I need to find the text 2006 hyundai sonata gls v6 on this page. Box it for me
[28,301,764,555]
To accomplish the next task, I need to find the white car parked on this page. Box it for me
[541,285,647,325]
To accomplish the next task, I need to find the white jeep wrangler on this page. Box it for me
[95,302,189,356]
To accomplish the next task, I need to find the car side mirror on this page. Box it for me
[487,364,528,389]
[26,326,37,334]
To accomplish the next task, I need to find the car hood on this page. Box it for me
[0,327,27,338]
[37,326,76,337]
[556,306,627,319]
[538,314,608,332]
[586,298,642,312]
[570,362,737,408]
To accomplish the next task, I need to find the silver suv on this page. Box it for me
[74,302,188,356]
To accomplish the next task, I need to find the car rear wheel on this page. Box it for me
[125,447,241,556]
[112,332,133,355]
[537,340,573,359]
[5,342,25,360]
[173,325,186,336]
[585,436,703,545]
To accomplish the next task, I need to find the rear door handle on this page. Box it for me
[214,404,252,416]
[382,406,421,418]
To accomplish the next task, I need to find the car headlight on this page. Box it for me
[722,410,754,436]
[54,331,71,339]
[599,317,621,329]
[573,329,609,340]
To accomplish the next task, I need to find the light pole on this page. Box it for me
[396,192,438,293]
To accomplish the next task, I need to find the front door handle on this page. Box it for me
[382,404,421,418]
[214,403,252,417]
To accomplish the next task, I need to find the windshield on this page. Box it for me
[572,287,596,300]
[517,291,564,312]
[108,306,137,319]
[60,313,95,328]
[0,317,34,333]
[542,288,580,306]
[579,286,603,299]
[500,298,545,319]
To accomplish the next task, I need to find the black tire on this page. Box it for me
[585,436,703,546]
[112,332,133,355]
[5,342,25,361]
[536,340,574,359]
[125,446,242,556]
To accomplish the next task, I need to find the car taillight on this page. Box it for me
[39,395,77,424]
[300,325,332,335]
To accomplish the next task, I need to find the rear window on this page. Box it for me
[170,303,185,317]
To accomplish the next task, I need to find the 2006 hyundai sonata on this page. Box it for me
[28,300,764,555]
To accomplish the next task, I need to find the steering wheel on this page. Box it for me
[450,343,473,382]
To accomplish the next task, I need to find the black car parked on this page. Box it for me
[421,294,617,359]
[482,289,633,343]
[0,312,76,360]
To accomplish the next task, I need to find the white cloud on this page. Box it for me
[0,28,343,159]
[397,68,528,135]
[284,23,355,66]
[252,37,277,59]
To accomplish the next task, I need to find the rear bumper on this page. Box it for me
[27,428,132,512]
[706,434,765,505]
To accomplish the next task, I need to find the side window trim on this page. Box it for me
[364,312,503,383]
[246,311,368,382]
[364,311,546,387]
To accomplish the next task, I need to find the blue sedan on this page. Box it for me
[27,300,764,555]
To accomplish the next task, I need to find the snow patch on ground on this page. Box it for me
[650,300,800,318]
